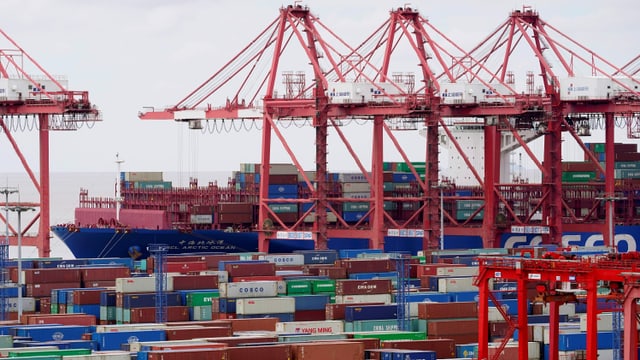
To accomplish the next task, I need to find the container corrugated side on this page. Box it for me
[219,281,279,298]
[275,320,344,334]
[235,297,295,315]
[115,277,174,293]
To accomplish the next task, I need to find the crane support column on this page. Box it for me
[38,114,51,257]
[517,277,529,360]
[585,276,599,359]
[542,114,563,245]
[371,115,385,249]
[258,114,273,253]
[483,120,499,248]
[548,287,560,360]
[314,82,329,250]
[623,274,640,360]
[424,116,440,250]
[604,112,616,248]
[476,272,490,360]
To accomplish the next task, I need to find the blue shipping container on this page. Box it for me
[292,295,330,311]
[92,330,166,351]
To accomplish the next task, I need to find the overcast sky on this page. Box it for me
[1,0,639,177]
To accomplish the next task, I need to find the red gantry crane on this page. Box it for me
[0,28,100,257]
[140,4,449,252]
[436,6,640,249]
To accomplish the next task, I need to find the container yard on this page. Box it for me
[0,247,637,359]
[1,2,640,360]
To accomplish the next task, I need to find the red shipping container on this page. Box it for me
[325,302,385,320]
[381,339,456,359]
[290,341,364,360]
[39,297,51,314]
[71,289,104,305]
[226,344,291,360]
[164,326,233,340]
[335,279,392,295]
[129,306,190,323]
[24,313,96,326]
[172,274,219,290]
[147,348,227,360]
[317,267,347,279]
[149,343,227,351]
[293,310,326,321]
[269,174,298,184]
[417,301,478,320]
[81,267,131,282]
[26,282,81,298]
[231,275,283,282]
[166,261,208,274]
[426,318,479,336]
[22,268,81,283]
[337,259,394,274]
[227,317,278,332]
[225,262,276,277]
[205,335,279,347]
[415,263,465,277]
[83,280,116,288]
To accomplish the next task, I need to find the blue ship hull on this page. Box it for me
[51,225,640,259]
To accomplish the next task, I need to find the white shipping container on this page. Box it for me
[259,254,305,266]
[559,76,615,101]
[276,320,344,334]
[342,182,371,193]
[342,192,370,199]
[236,297,295,315]
[115,276,173,293]
[95,323,167,333]
[577,312,634,331]
[435,266,478,277]
[190,214,213,224]
[127,340,209,353]
[219,281,279,298]
[334,293,392,304]
[337,173,370,183]
[540,302,576,317]
[64,351,133,360]
[437,277,477,293]
[124,171,163,182]
[269,163,299,175]
[4,297,36,312]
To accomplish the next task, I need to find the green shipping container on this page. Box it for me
[343,202,370,212]
[9,349,92,357]
[456,200,484,210]
[344,319,421,332]
[594,143,605,153]
[50,304,58,314]
[286,280,312,295]
[311,279,336,294]
[268,204,299,213]
[100,306,116,321]
[561,171,596,182]
[615,169,640,179]
[351,331,427,341]
[456,209,484,221]
[396,162,426,174]
[187,291,220,307]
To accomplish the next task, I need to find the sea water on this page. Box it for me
[0,171,230,259]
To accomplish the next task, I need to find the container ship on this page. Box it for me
[51,134,640,259]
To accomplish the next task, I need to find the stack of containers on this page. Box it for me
[261,253,333,321]
[268,165,300,224]
[340,172,371,223]
[218,259,294,321]
[19,268,82,313]
[217,202,254,228]
[455,199,484,221]
[113,275,185,324]
[418,301,479,345]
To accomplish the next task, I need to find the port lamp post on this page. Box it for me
[7,205,35,319]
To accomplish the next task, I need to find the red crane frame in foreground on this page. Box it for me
[476,254,640,360]
[0,28,100,257]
